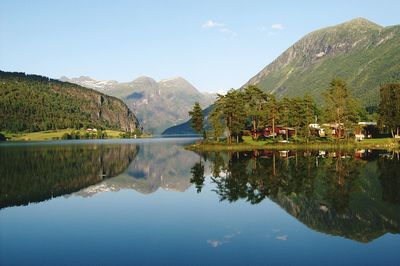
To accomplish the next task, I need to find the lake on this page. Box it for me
[1,138,399,265]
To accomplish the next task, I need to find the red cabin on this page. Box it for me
[251,126,295,140]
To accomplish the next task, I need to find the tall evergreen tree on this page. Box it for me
[280,97,292,140]
[211,90,246,144]
[323,79,359,138]
[300,95,319,141]
[209,106,224,141]
[264,94,279,139]
[379,83,400,137]
[243,85,269,132]
[190,161,205,193]
[188,102,204,135]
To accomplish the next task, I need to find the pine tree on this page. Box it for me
[190,161,205,193]
[209,106,224,141]
[323,79,359,138]
[243,85,269,132]
[210,90,246,144]
[379,83,400,137]
[188,102,204,135]
[264,94,279,140]
[280,97,292,140]
[300,94,319,141]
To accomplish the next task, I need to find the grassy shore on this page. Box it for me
[2,129,151,141]
[186,136,400,151]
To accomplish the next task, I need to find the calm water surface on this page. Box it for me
[1,138,399,265]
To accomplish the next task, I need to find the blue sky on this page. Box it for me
[1,0,399,92]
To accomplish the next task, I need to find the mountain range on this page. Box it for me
[163,17,400,134]
[61,75,216,134]
[244,18,400,105]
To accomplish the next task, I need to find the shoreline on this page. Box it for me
[186,138,400,151]
[1,129,152,141]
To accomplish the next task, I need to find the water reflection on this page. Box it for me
[0,140,206,208]
[0,143,139,209]
[74,141,208,196]
[1,140,399,245]
[193,149,400,243]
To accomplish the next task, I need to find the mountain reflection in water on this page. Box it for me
[75,141,207,196]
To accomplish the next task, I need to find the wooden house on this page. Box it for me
[309,123,345,138]
[355,122,378,141]
[251,125,295,140]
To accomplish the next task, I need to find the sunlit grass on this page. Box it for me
[4,129,126,141]
[186,136,399,151]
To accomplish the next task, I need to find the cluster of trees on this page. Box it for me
[61,130,108,140]
[189,79,400,142]
[119,129,143,138]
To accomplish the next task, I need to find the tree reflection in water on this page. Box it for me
[190,149,400,242]
[0,144,139,209]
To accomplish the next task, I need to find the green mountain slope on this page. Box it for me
[0,71,139,132]
[244,18,400,106]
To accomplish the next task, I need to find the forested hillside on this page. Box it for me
[0,71,139,132]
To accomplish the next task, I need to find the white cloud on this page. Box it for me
[202,20,237,38]
[219,27,237,38]
[207,239,228,247]
[271,23,284,30]
[202,20,224,28]
[276,235,288,241]
[207,228,241,248]
[259,24,282,37]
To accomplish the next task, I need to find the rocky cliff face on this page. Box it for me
[244,18,400,105]
[64,84,139,132]
[95,94,139,132]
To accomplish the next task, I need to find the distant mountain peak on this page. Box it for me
[129,76,158,89]
[343,17,382,28]
[78,75,93,80]
[159,76,185,83]
[134,75,155,81]
[311,17,383,36]
[157,76,199,94]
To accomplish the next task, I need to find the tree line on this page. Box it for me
[189,79,400,142]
